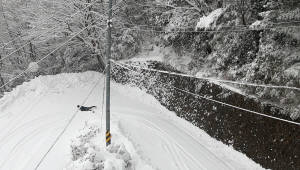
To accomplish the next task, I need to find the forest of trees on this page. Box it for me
[0,0,145,92]
[0,0,299,120]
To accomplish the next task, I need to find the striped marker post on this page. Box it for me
[106,130,111,145]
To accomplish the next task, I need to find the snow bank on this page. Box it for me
[67,122,132,170]
[66,121,154,170]
[0,72,106,118]
[196,8,225,30]
[0,72,99,115]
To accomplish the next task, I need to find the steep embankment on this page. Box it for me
[112,60,300,170]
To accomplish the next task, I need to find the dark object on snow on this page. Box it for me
[77,105,96,111]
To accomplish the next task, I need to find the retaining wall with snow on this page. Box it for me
[111,61,300,170]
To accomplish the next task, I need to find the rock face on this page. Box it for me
[111,61,300,170]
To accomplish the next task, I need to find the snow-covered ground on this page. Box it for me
[0,72,264,170]
[127,44,192,72]
[195,8,225,30]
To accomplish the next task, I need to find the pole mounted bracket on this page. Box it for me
[107,19,113,28]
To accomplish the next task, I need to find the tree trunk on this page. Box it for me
[0,54,6,93]
[96,54,105,71]
[29,42,36,61]
[241,12,247,25]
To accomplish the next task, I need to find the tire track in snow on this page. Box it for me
[0,90,46,119]
[148,118,234,170]
[0,93,47,141]
[160,142,182,169]
[118,108,234,169]
[0,114,64,147]
[117,112,230,170]
[156,127,190,170]
[115,108,233,169]
[140,118,195,170]
[155,117,235,170]
[0,118,67,170]
[138,117,209,170]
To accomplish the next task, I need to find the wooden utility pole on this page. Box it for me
[105,0,112,146]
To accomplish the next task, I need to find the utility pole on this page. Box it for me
[105,0,112,146]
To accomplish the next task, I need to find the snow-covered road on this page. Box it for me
[0,72,263,170]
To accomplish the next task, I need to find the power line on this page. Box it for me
[34,74,104,170]
[110,60,300,91]
[114,20,300,31]
[131,0,300,10]
[115,24,300,33]
[169,86,300,126]
[114,61,300,126]
[127,0,300,17]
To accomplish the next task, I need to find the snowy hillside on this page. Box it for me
[0,72,263,170]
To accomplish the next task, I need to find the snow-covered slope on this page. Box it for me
[195,8,225,30]
[0,72,264,170]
